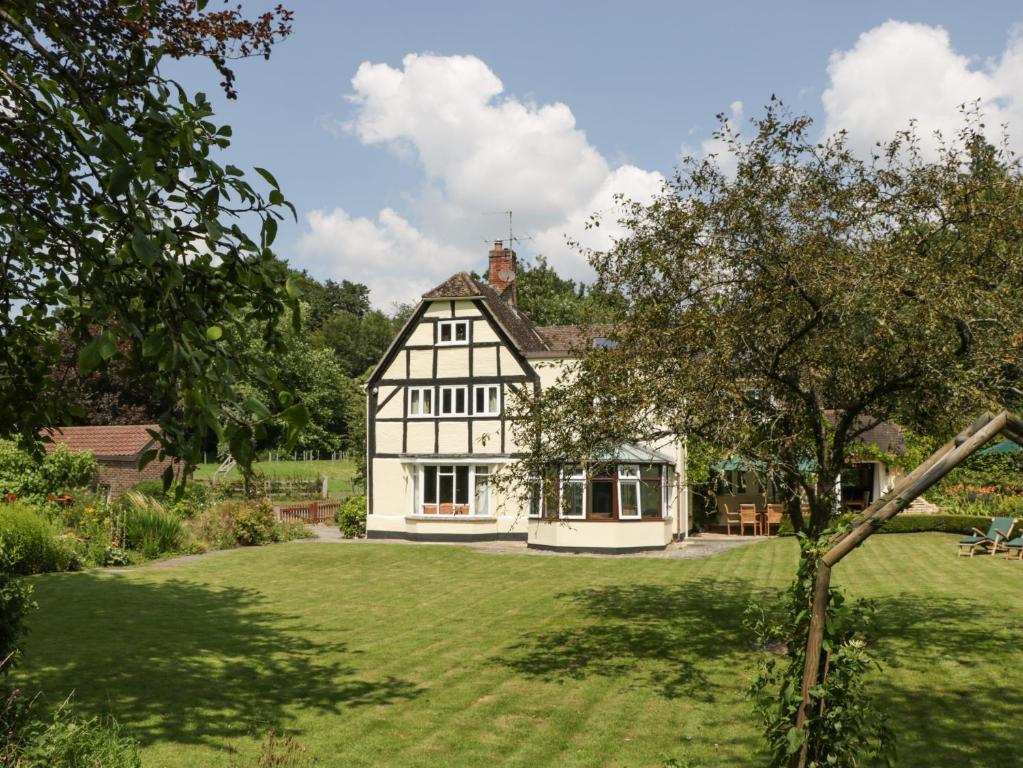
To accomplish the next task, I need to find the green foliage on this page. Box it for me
[0,503,79,575]
[0,442,98,500]
[512,255,617,326]
[338,495,367,539]
[232,309,364,455]
[930,446,1023,502]
[187,501,243,551]
[746,536,894,767]
[131,480,213,518]
[18,701,140,768]
[0,1,306,473]
[311,307,399,379]
[879,514,1001,534]
[118,493,184,559]
[232,499,277,546]
[779,513,998,535]
[0,551,35,669]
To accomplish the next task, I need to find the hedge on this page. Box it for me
[779,514,998,537]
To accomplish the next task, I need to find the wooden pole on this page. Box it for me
[824,411,1006,568]
[793,410,1008,768]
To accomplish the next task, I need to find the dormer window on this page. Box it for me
[437,319,469,346]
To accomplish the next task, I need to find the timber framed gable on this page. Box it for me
[366,289,544,515]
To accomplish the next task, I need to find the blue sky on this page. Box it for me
[166,2,1023,308]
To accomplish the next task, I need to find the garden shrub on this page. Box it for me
[0,504,79,575]
[0,441,97,500]
[233,499,276,546]
[338,495,366,539]
[779,513,999,536]
[118,493,184,559]
[0,550,35,668]
[186,501,240,551]
[877,514,995,534]
[277,521,311,542]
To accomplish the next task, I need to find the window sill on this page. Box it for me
[406,515,497,523]
[535,516,673,523]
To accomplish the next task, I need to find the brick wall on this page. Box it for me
[98,455,177,495]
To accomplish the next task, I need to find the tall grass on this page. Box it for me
[119,492,184,559]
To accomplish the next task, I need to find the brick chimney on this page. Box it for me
[488,241,517,305]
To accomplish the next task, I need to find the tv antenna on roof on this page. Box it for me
[482,210,533,249]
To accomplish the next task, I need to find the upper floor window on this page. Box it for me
[408,386,434,417]
[437,319,469,346]
[439,385,468,416]
[473,384,501,416]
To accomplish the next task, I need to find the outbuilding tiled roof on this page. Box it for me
[43,424,159,458]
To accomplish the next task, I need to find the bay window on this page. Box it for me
[618,465,641,519]
[553,463,666,521]
[560,467,586,519]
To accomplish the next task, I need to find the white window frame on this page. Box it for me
[617,464,642,519]
[407,386,434,418]
[436,319,470,346]
[560,467,586,520]
[416,464,494,517]
[473,384,501,416]
[438,385,468,416]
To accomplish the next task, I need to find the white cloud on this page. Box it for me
[298,53,663,306]
[823,21,1023,157]
[297,208,470,308]
[683,100,744,176]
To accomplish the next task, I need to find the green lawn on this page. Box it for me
[13,534,1023,767]
[192,459,362,493]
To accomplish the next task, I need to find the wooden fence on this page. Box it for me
[276,499,342,525]
[219,476,325,499]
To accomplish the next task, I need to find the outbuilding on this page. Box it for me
[44,424,173,496]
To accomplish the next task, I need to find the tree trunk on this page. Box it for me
[793,561,832,768]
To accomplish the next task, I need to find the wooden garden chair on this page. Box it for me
[764,503,784,536]
[739,503,759,536]
[1004,533,1023,560]
[957,517,1015,557]
[722,502,741,535]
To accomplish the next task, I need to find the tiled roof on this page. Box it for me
[421,272,481,299]
[43,424,159,457]
[827,412,907,455]
[423,272,548,353]
[536,324,613,353]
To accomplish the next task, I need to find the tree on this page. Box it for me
[231,310,362,454]
[312,308,398,378]
[504,103,1023,765]
[0,1,304,479]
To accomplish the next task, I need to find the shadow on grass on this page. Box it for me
[15,573,421,747]
[501,578,1023,766]
[500,578,777,701]
[868,594,1023,767]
